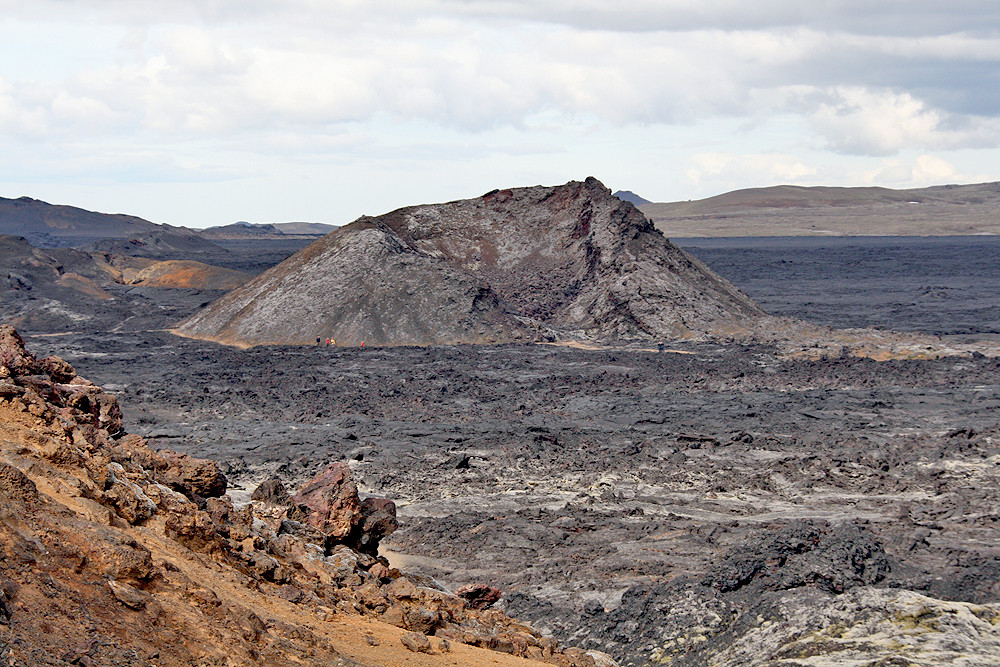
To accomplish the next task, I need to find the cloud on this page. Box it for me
[808,87,1000,155]
[865,154,964,186]
[684,152,816,188]
[1,4,997,146]
[0,77,48,139]
[50,91,120,128]
[809,87,944,155]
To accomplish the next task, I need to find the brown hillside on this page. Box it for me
[176,177,764,347]
[99,255,251,290]
[641,182,1000,237]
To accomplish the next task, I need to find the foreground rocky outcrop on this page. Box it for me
[0,325,612,666]
[176,177,764,347]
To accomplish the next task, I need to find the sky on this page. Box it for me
[1,1,999,229]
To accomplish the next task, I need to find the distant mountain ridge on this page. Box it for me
[200,221,336,239]
[612,190,651,205]
[176,177,764,347]
[641,182,1000,237]
[0,196,164,247]
[0,196,335,250]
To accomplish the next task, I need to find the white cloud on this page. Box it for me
[0,77,49,139]
[50,91,120,128]
[2,8,998,140]
[864,154,962,186]
[808,87,1000,155]
[809,87,944,155]
[684,152,816,188]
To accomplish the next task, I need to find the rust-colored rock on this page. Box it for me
[157,450,228,498]
[0,325,34,376]
[37,355,76,383]
[456,583,503,610]
[290,462,361,539]
[0,461,39,504]
[164,509,221,553]
[108,580,149,609]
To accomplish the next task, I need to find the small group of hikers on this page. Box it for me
[316,337,364,347]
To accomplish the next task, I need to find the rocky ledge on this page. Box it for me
[0,324,612,666]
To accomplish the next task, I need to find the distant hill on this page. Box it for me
[641,182,1000,237]
[273,221,337,235]
[86,229,230,260]
[613,190,651,206]
[0,196,164,247]
[0,234,250,331]
[200,221,336,239]
[176,177,763,347]
[0,195,243,258]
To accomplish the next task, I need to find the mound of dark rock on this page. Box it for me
[703,520,890,594]
[612,190,651,206]
[86,229,230,262]
[506,520,893,665]
[176,177,763,347]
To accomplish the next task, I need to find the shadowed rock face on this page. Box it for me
[176,177,764,346]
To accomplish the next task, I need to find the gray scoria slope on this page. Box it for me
[176,177,764,346]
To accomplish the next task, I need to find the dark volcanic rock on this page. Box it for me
[176,177,763,346]
[704,520,890,594]
[354,496,398,556]
[0,234,249,333]
[251,477,293,505]
[87,229,230,262]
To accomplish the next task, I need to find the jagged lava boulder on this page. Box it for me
[176,177,764,346]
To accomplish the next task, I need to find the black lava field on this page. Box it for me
[20,235,1000,664]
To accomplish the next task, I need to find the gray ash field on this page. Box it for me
[20,235,1000,665]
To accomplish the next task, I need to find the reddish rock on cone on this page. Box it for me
[455,584,502,610]
[157,450,228,499]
